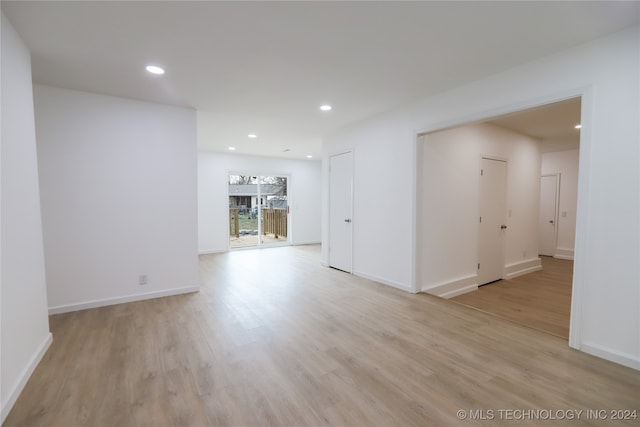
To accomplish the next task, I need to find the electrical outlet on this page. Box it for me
[139,275,148,285]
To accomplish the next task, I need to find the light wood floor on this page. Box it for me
[6,245,639,426]
[451,257,572,339]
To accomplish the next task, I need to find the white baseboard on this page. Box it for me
[291,241,321,246]
[198,249,227,255]
[352,270,414,293]
[1,332,53,424]
[422,274,478,299]
[580,342,640,371]
[554,248,575,260]
[505,258,542,279]
[48,285,200,315]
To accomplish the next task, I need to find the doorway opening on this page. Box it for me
[416,97,581,339]
[228,174,289,249]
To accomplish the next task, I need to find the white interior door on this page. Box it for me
[329,151,353,272]
[539,174,559,256]
[478,158,507,285]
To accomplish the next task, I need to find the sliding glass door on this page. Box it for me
[228,174,289,249]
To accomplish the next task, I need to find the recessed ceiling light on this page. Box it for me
[306,155,313,158]
[145,65,165,75]
[248,134,257,138]
[320,105,332,111]
[575,124,582,129]
[228,147,236,151]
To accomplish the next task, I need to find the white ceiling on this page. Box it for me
[2,1,638,159]
[487,97,582,151]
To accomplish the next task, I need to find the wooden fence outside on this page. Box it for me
[229,208,240,238]
[262,208,287,238]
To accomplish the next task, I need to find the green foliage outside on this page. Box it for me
[238,213,258,231]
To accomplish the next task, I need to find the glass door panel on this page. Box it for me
[259,176,288,246]
[229,174,259,248]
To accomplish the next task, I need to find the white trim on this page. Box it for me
[1,332,53,424]
[439,284,478,299]
[416,89,589,138]
[291,241,321,246]
[554,248,575,260]
[569,87,593,350]
[353,270,414,293]
[198,248,227,255]
[411,131,420,293]
[327,148,355,158]
[504,258,543,279]
[480,154,508,162]
[48,285,200,315]
[580,342,640,371]
[422,274,478,298]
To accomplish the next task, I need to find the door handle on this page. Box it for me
[500,225,507,229]
[344,219,351,223]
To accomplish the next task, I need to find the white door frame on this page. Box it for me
[413,87,591,351]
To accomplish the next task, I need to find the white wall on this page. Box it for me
[322,26,639,369]
[419,123,541,297]
[198,151,321,253]
[34,85,199,314]
[1,13,52,422]
[541,148,579,259]
[322,121,416,291]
